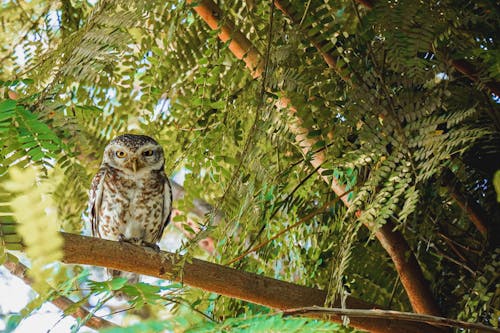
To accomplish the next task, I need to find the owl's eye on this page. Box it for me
[142,150,154,157]
[116,151,127,158]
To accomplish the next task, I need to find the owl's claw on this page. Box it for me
[117,234,160,251]
[141,240,160,252]
[118,234,141,244]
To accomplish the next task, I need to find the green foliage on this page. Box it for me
[0,0,498,331]
[101,321,172,333]
[3,167,63,294]
[494,171,500,202]
[0,96,62,174]
[456,249,500,327]
[101,314,342,333]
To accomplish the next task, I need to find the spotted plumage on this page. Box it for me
[88,134,172,282]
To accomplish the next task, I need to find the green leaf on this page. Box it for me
[209,100,225,109]
[307,129,322,138]
[494,170,500,202]
[311,140,326,150]
[4,314,22,333]
[0,99,17,112]
[88,277,128,293]
[321,169,334,176]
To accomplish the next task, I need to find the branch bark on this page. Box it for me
[277,98,442,316]
[187,0,441,316]
[60,232,446,333]
[3,260,116,330]
[441,168,491,240]
[187,0,263,78]
[451,59,500,97]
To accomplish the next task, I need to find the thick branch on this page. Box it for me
[60,233,445,333]
[451,59,500,97]
[3,260,116,330]
[188,0,441,316]
[371,223,441,315]
[187,0,263,78]
[441,168,491,239]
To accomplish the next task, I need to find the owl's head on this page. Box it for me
[102,134,164,174]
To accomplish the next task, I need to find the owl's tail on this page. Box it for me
[107,268,140,299]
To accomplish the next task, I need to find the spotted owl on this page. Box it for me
[88,134,172,282]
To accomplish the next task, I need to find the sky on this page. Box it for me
[0,265,96,333]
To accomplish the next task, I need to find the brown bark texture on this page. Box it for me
[451,59,500,97]
[188,0,263,78]
[441,168,491,239]
[60,232,446,333]
[185,0,441,316]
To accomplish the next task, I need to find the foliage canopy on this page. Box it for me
[0,0,499,332]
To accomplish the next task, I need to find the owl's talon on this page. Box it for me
[118,235,142,245]
[141,240,160,252]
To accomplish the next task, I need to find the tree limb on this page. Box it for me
[451,59,500,97]
[60,232,446,333]
[441,168,491,240]
[2,260,116,330]
[187,0,263,78]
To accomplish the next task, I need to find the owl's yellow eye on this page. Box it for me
[142,150,154,157]
[116,151,127,158]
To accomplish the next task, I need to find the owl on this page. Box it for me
[88,134,172,282]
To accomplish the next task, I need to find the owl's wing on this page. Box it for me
[157,175,173,241]
[88,167,107,238]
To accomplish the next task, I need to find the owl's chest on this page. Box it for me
[102,173,163,223]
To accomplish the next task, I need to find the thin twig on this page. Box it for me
[226,189,353,265]
[282,307,500,333]
[2,260,117,329]
[238,164,323,262]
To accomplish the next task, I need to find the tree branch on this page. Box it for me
[277,0,494,240]
[277,95,442,315]
[451,59,500,97]
[283,307,499,333]
[187,0,441,316]
[441,168,492,239]
[60,232,446,333]
[3,260,116,330]
[187,0,263,78]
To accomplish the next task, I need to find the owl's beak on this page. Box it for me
[131,158,138,173]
